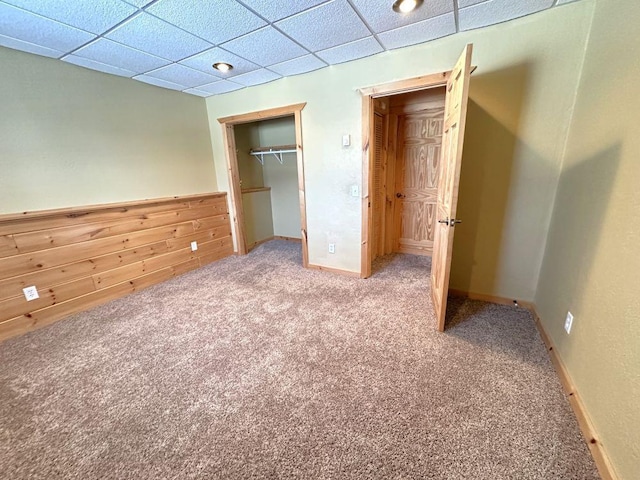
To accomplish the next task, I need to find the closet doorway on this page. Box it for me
[370,87,446,259]
[218,103,308,267]
[360,45,473,331]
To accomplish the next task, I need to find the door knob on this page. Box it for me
[438,218,462,227]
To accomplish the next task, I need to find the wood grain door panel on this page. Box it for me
[396,107,445,256]
[431,44,473,331]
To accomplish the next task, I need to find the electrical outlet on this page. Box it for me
[190,241,198,252]
[23,286,39,301]
[351,185,359,197]
[328,243,336,254]
[564,311,574,334]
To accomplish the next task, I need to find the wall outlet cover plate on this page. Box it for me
[23,286,39,301]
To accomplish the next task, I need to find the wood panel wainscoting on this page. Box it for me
[0,193,233,342]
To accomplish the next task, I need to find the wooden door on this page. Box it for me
[372,112,385,260]
[395,108,445,256]
[431,44,473,331]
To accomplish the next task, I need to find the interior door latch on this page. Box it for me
[438,218,462,227]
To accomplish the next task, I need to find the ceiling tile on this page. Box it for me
[0,2,96,53]
[62,55,137,77]
[458,0,487,7]
[2,0,137,34]
[196,80,245,95]
[146,0,266,45]
[238,0,328,22]
[122,0,152,6]
[230,69,281,87]
[182,88,211,98]
[72,38,170,73]
[459,0,554,31]
[269,55,326,76]
[133,74,186,90]
[180,47,260,78]
[276,0,371,52]
[221,27,308,67]
[316,36,383,65]
[144,63,220,88]
[0,33,63,58]
[349,0,453,33]
[105,12,211,61]
[378,12,456,50]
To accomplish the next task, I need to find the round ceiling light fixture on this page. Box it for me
[392,0,423,13]
[213,62,233,73]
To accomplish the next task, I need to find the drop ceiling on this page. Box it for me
[0,0,581,97]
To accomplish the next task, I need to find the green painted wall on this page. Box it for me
[206,2,594,294]
[258,118,301,239]
[535,1,640,478]
[0,46,216,214]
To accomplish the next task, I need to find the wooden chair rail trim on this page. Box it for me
[0,192,226,223]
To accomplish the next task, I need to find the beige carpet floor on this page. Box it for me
[0,240,598,479]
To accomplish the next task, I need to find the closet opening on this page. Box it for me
[218,103,308,268]
[360,44,474,330]
[369,87,446,263]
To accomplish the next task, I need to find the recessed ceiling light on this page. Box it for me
[392,0,423,13]
[213,62,233,73]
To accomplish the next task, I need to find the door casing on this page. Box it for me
[218,103,309,267]
[360,72,452,279]
[360,48,474,332]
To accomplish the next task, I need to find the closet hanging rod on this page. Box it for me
[249,145,297,165]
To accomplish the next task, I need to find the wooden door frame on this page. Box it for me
[218,103,309,267]
[359,72,452,278]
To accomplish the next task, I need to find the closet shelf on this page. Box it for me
[249,145,297,165]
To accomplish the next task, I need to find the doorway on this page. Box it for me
[360,45,474,330]
[218,103,309,267]
[370,87,446,261]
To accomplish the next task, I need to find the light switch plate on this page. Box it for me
[351,185,359,197]
[342,134,351,147]
[191,241,198,251]
[23,286,39,301]
[564,311,574,334]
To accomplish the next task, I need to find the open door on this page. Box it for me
[431,45,473,331]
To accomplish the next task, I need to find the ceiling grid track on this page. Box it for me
[0,0,584,97]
